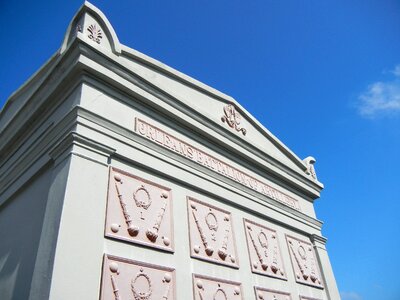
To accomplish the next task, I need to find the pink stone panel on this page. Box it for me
[244,219,286,280]
[286,235,323,288]
[105,167,174,252]
[193,274,243,300]
[100,254,176,300]
[254,287,292,300]
[187,197,239,268]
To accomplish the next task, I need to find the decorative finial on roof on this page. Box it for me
[303,156,317,180]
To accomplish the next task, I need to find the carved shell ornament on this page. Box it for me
[221,104,247,135]
[87,24,102,44]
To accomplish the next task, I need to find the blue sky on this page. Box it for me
[1,1,400,299]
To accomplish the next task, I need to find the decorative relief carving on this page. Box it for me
[299,296,322,300]
[135,118,301,211]
[193,274,242,300]
[286,235,323,288]
[254,287,291,300]
[87,23,102,44]
[243,219,286,280]
[187,197,238,268]
[221,104,247,135]
[105,167,174,252]
[303,156,317,181]
[100,255,175,300]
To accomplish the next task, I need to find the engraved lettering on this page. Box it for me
[138,120,147,136]
[147,126,157,141]
[135,118,300,211]
[187,146,194,159]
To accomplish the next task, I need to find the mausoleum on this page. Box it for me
[0,2,340,300]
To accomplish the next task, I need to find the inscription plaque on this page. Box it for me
[187,197,239,268]
[193,274,243,300]
[135,118,301,211]
[105,167,174,252]
[254,287,291,300]
[244,219,286,280]
[286,235,323,288]
[100,254,176,300]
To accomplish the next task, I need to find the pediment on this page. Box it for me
[116,51,315,180]
[58,2,319,183]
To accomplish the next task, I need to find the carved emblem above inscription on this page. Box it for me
[221,104,247,135]
[100,255,175,300]
[193,274,242,300]
[286,235,323,288]
[243,219,286,280]
[254,287,291,300]
[105,167,174,252]
[187,197,238,268]
[87,23,102,44]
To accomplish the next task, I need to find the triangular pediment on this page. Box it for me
[59,2,319,184]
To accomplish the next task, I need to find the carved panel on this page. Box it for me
[105,167,174,252]
[193,274,243,300]
[286,235,323,288]
[254,287,291,300]
[243,219,286,280]
[100,254,175,300]
[299,296,322,300]
[187,197,239,268]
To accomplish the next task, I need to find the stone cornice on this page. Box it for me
[70,43,323,199]
[74,106,324,230]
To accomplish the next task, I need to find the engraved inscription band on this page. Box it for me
[135,118,300,211]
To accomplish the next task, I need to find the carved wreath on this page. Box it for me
[133,185,152,210]
[131,270,152,300]
[221,104,247,135]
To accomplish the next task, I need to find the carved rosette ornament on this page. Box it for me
[100,255,176,300]
[286,235,324,288]
[254,287,292,300]
[87,23,102,44]
[193,274,242,300]
[105,168,174,252]
[243,219,286,280]
[221,104,247,135]
[187,197,239,268]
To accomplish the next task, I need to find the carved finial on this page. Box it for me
[303,156,317,180]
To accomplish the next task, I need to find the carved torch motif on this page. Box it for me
[221,104,247,135]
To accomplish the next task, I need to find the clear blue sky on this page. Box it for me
[1,1,399,299]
